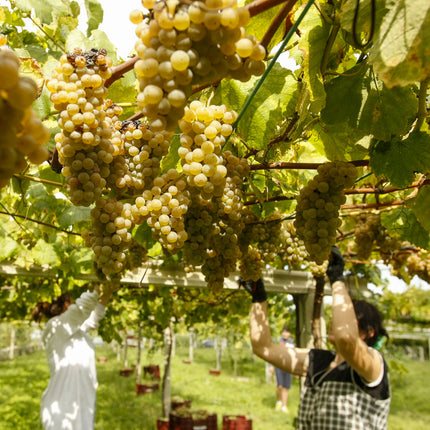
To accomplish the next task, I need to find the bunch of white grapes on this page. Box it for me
[294,161,358,265]
[239,245,264,282]
[178,101,237,196]
[130,168,191,253]
[115,120,172,192]
[278,220,308,270]
[183,151,248,291]
[82,196,135,277]
[130,0,266,131]
[47,48,116,206]
[0,41,50,188]
[239,210,283,264]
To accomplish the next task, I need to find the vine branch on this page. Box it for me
[250,159,369,170]
[0,211,80,236]
[105,56,139,88]
[260,0,298,51]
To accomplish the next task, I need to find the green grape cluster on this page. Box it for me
[239,211,283,264]
[131,0,266,131]
[294,161,358,265]
[47,48,115,206]
[183,152,248,291]
[131,168,191,253]
[178,100,236,195]
[406,251,430,284]
[0,47,50,187]
[125,239,148,271]
[278,220,308,270]
[239,245,264,282]
[82,196,135,277]
[115,120,172,192]
[354,212,401,261]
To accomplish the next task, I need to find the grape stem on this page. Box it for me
[246,0,295,17]
[250,160,369,170]
[260,0,298,51]
[105,56,139,88]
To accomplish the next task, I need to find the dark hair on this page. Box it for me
[282,325,291,333]
[32,292,72,322]
[352,299,389,347]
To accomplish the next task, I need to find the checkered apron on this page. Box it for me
[297,350,391,430]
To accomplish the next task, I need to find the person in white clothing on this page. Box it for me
[32,283,116,430]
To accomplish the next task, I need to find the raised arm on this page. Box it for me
[328,247,383,383]
[245,279,310,377]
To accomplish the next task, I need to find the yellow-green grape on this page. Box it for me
[83,197,136,278]
[47,48,114,206]
[178,101,238,198]
[294,161,358,265]
[132,0,266,132]
[118,120,172,192]
[239,245,264,282]
[278,220,308,270]
[0,48,50,188]
[131,168,190,253]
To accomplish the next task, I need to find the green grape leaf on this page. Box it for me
[14,0,67,25]
[321,67,417,141]
[213,64,298,150]
[33,87,52,121]
[295,4,330,113]
[32,239,61,267]
[381,208,430,249]
[370,132,430,187]
[65,28,92,52]
[84,0,103,36]
[56,206,91,228]
[369,0,430,88]
[310,122,369,161]
[408,186,430,232]
[0,237,21,260]
[161,133,180,173]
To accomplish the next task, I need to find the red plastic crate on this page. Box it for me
[222,415,252,430]
[119,368,134,376]
[136,383,159,394]
[169,412,217,430]
[157,418,169,430]
[171,399,192,410]
[144,364,161,380]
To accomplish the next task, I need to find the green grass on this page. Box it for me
[0,346,429,430]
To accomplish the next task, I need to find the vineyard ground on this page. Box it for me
[0,344,428,429]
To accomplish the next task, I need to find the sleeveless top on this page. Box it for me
[297,349,391,430]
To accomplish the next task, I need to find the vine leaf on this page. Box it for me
[56,206,91,228]
[321,66,417,141]
[84,0,103,37]
[369,0,430,88]
[14,0,69,25]
[381,208,430,249]
[33,239,61,267]
[295,3,330,113]
[213,64,298,150]
[0,237,21,260]
[408,186,430,233]
[370,132,430,188]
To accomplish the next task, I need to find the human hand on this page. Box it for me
[326,245,345,284]
[239,278,267,303]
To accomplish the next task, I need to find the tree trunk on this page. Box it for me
[215,336,222,371]
[123,332,129,368]
[9,324,16,360]
[312,276,325,349]
[136,324,142,384]
[189,329,194,363]
[161,321,173,418]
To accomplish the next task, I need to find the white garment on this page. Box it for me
[41,290,106,430]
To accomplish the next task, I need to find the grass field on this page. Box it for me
[0,343,428,429]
